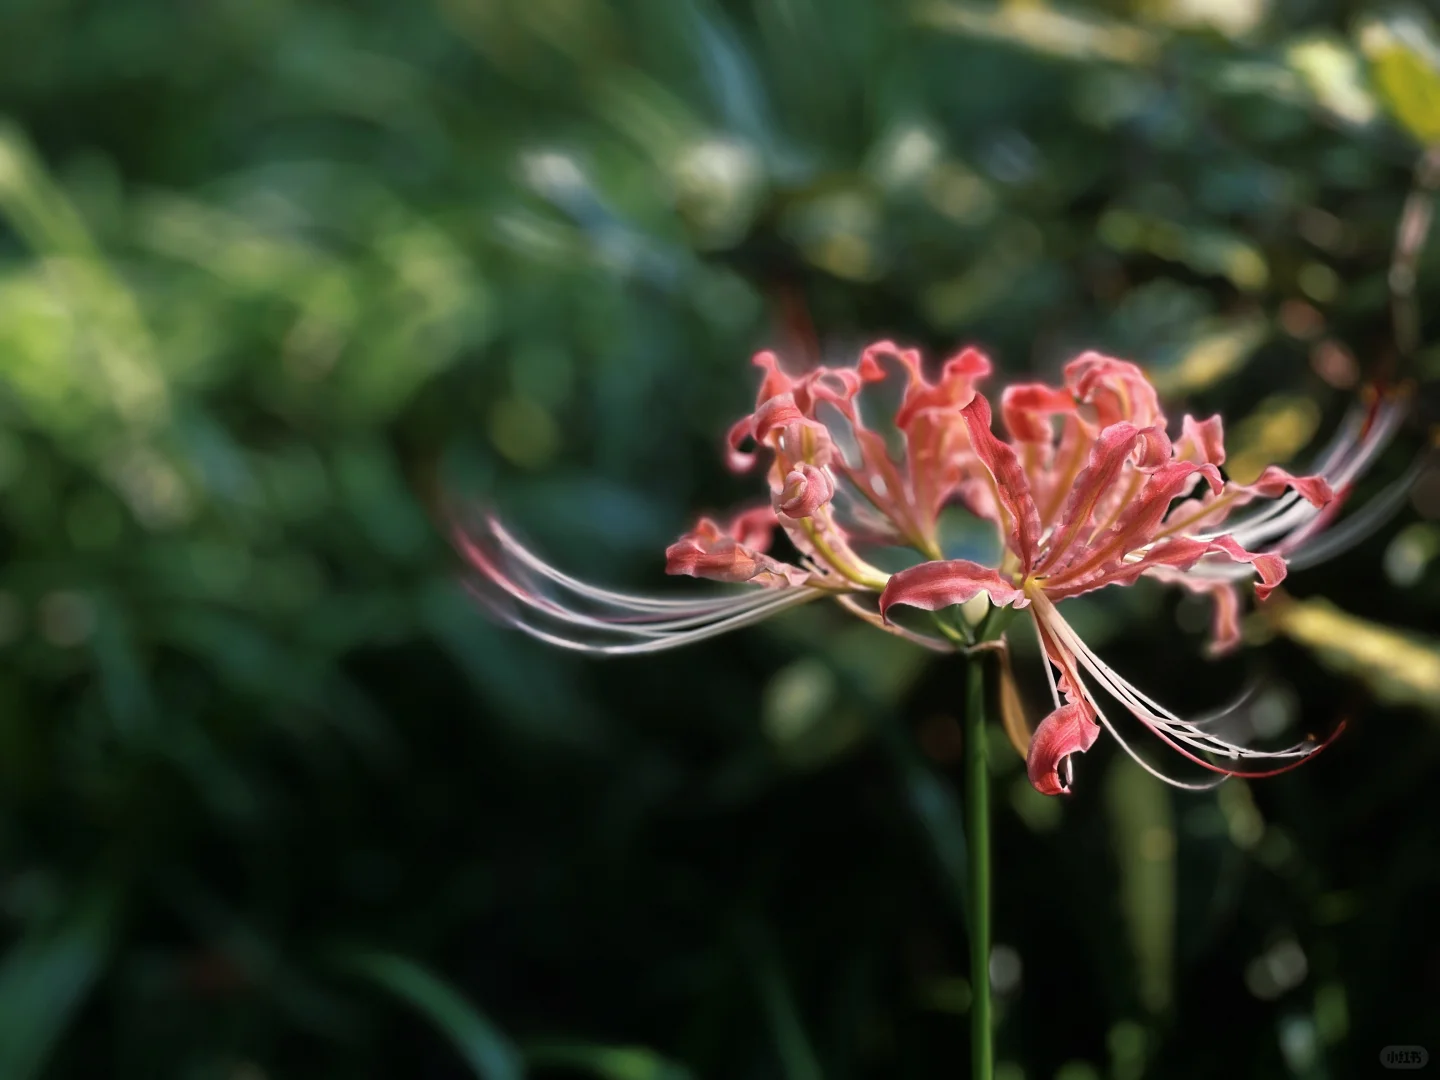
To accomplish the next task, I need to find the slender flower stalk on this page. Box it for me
[459,342,1409,796]
[964,620,1006,1080]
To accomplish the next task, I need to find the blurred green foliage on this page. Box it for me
[1,0,1438,1077]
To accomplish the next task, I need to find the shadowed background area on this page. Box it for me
[1,1,1438,1078]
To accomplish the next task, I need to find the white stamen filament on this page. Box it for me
[486,519,773,613]
[1032,614,1062,712]
[1028,592,1318,786]
[1084,687,1227,791]
[473,581,821,655]
[457,517,834,654]
[485,563,803,638]
[1203,398,1405,549]
[1031,608,1226,790]
[1284,460,1425,570]
[1184,438,1422,585]
[1039,595,1312,759]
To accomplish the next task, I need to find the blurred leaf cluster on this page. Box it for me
[1,1,1438,1078]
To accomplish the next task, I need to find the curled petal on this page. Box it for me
[1177,414,1226,466]
[878,559,1029,620]
[1027,701,1101,796]
[1001,383,1077,442]
[1044,536,1213,599]
[753,394,807,447]
[961,394,1043,570]
[1134,428,1172,469]
[777,463,836,518]
[1241,465,1333,508]
[857,339,924,384]
[751,349,794,402]
[727,506,780,552]
[726,415,759,472]
[1203,534,1287,600]
[794,365,867,417]
[1065,352,1165,428]
[797,353,934,547]
[1045,460,1223,584]
[666,518,810,588]
[1199,580,1243,654]
[726,351,802,472]
[892,346,990,430]
[1038,422,1172,573]
[772,415,835,467]
[1128,460,1224,527]
[1048,530,1287,609]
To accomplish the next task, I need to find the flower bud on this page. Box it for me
[777,463,835,518]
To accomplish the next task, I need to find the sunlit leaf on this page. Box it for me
[1286,35,1379,126]
[1150,317,1268,397]
[1141,0,1266,38]
[1266,597,1440,713]
[915,1,1158,65]
[1359,10,1440,145]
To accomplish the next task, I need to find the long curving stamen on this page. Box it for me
[455,514,830,654]
[1285,457,1429,570]
[1039,595,1312,757]
[1032,614,1063,712]
[471,579,821,655]
[1183,440,1426,586]
[1087,694,1229,791]
[1031,623,1226,791]
[1058,615,1334,772]
[1187,398,1375,544]
[458,523,797,628]
[483,517,783,613]
[1204,395,1407,548]
[1031,592,1335,780]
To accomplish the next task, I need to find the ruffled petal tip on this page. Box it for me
[1026,701,1101,796]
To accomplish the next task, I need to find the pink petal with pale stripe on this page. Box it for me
[666,517,811,588]
[878,559,1029,620]
[960,394,1043,571]
[1201,534,1288,600]
[1036,422,1170,574]
[1026,701,1101,796]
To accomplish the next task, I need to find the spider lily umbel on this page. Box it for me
[457,343,1408,795]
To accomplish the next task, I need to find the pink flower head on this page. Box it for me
[458,343,1410,795]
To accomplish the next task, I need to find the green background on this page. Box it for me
[1,1,1438,1077]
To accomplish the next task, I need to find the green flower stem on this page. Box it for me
[964,644,993,1080]
[965,607,1011,1080]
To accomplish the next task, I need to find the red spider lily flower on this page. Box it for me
[457,343,1409,795]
